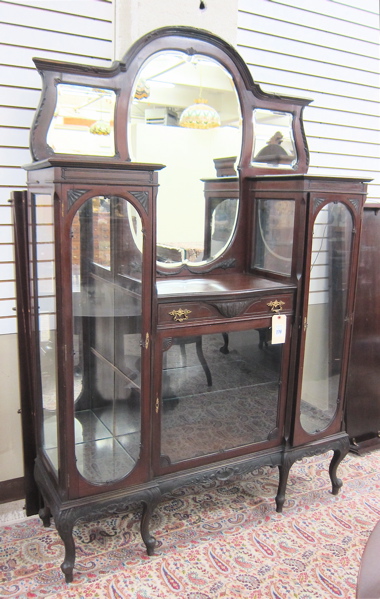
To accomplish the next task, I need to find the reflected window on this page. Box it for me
[47,84,116,156]
[252,109,296,168]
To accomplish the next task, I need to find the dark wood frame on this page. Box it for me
[345,204,380,454]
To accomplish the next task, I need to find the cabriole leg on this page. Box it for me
[276,454,293,513]
[39,505,52,527]
[141,489,161,556]
[55,510,76,583]
[329,440,350,495]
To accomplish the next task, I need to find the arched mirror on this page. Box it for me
[71,195,143,484]
[300,202,353,434]
[128,50,243,267]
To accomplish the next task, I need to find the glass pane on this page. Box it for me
[203,198,238,261]
[252,109,296,169]
[254,199,295,276]
[47,84,116,156]
[129,50,242,267]
[300,203,353,434]
[160,329,283,464]
[35,194,58,473]
[72,195,143,484]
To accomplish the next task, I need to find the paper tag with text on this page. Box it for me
[271,314,286,344]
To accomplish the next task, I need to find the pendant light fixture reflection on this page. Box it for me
[179,60,221,130]
[89,89,111,136]
[179,98,221,129]
[134,78,150,100]
[89,120,111,135]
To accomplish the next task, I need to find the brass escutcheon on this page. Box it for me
[168,308,192,322]
[267,300,285,313]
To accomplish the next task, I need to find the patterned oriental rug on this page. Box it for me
[1,450,380,599]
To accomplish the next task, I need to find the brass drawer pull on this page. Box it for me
[267,300,285,313]
[168,308,192,322]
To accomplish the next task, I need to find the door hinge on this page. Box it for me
[155,396,160,414]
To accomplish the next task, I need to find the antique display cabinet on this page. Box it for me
[12,27,368,582]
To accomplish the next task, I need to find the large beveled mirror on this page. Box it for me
[128,51,243,267]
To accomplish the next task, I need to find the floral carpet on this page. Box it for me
[1,450,380,598]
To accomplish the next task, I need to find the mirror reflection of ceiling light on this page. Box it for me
[134,78,150,100]
[179,98,221,129]
[89,120,111,135]
[179,61,221,129]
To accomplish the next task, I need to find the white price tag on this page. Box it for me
[271,314,286,344]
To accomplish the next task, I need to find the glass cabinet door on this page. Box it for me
[299,202,354,436]
[156,325,287,469]
[32,193,59,473]
[71,195,145,484]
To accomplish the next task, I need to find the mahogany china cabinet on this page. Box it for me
[12,27,369,582]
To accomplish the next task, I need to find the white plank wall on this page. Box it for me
[237,0,380,200]
[0,0,113,335]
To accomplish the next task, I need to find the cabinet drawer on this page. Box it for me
[158,293,294,326]
[158,302,221,326]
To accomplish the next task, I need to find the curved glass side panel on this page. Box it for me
[128,51,242,267]
[253,199,295,276]
[47,84,116,156]
[35,193,58,473]
[300,203,353,434]
[252,109,297,169]
[202,198,238,262]
[160,328,283,465]
[72,196,142,484]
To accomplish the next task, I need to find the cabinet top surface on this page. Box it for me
[156,274,295,300]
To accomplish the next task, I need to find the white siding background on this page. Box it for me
[0,0,378,481]
[0,0,114,336]
[237,0,380,198]
[0,0,113,482]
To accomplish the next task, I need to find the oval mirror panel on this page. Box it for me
[128,51,243,267]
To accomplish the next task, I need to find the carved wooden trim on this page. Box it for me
[158,257,236,276]
[211,300,251,318]
[349,198,360,213]
[313,197,326,213]
[162,337,174,351]
[130,191,149,213]
[67,189,88,209]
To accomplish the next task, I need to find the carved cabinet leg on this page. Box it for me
[276,454,293,513]
[329,439,349,495]
[39,505,52,527]
[141,489,161,556]
[55,510,76,583]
